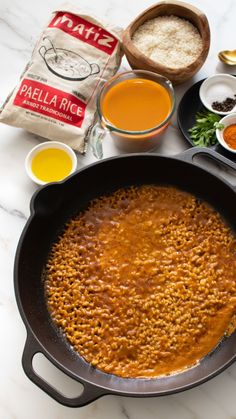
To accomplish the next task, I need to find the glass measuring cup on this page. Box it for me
[90,70,175,158]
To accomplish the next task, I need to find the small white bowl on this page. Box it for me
[25,141,77,185]
[199,74,236,115]
[216,113,236,153]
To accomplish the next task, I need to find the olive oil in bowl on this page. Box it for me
[25,141,77,185]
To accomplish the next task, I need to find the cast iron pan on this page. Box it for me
[14,148,236,407]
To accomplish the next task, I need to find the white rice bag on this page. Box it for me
[0,3,122,153]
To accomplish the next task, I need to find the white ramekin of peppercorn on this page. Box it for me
[199,74,236,115]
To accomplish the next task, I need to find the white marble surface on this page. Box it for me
[1,0,236,417]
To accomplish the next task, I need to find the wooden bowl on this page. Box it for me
[122,1,210,85]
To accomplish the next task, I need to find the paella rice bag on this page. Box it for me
[0,3,122,153]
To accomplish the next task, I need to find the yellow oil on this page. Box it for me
[31,148,73,182]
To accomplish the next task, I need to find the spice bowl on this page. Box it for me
[216,113,236,153]
[25,141,77,185]
[122,1,210,85]
[199,74,236,115]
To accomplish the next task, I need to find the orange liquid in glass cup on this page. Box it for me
[101,78,172,132]
[90,71,175,158]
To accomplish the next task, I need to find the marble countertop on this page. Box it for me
[1,0,236,417]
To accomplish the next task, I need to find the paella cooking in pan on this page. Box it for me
[14,149,236,407]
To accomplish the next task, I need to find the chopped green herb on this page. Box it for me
[188,110,224,147]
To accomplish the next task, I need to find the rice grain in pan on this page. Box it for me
[45,185,236,378]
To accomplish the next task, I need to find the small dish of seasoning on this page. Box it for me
[216,113,236,153]
[199,74,236,115]
[25,141,77,185]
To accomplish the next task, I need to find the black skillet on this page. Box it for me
[14,147,236,407]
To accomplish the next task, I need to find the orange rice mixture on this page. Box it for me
[45,185,236,378]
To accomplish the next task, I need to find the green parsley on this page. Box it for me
[188,110,224,147]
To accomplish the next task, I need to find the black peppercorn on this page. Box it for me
[212,95,236,112]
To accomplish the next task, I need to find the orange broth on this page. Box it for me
[101,78,172,131]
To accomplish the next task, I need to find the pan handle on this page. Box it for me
[39,46,46,59]
[177,147,236,188]
[22,333,107,407]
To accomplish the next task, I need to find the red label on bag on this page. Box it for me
[48,12,118,55]
[13,79,86,127]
